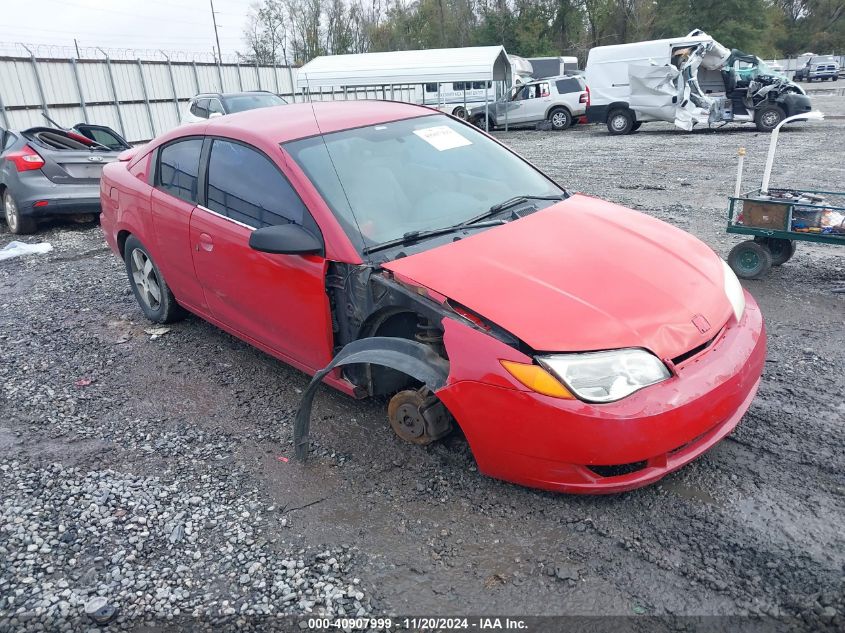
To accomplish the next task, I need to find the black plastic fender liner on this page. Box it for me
[293,337,450,460]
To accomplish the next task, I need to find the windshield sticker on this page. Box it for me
[413,126,472,151]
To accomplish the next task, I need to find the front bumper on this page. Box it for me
[437,291,766,494]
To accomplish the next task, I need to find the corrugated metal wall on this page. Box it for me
[0,54,423,143]
[0,55,302,143]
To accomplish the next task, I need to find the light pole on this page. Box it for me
[210,0,222,63]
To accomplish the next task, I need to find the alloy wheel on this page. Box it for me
[4,192,18,233]
[552,112,567,128]
[130,248,162,311]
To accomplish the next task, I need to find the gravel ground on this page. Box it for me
[1,95,843,631]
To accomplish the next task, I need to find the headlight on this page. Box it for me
[721,259,746,321]
[537,349,670,403]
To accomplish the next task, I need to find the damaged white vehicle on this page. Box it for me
[585,30,812,134]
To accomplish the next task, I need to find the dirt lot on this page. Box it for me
[1,95,843,631]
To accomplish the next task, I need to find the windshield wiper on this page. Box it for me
[363,219,505,255]
[462,193,567,226]
[363,193,567,255]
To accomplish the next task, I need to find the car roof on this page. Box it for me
[203,100,437,144]
[193,90,276,99]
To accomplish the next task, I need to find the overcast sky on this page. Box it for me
[0,0,253,58]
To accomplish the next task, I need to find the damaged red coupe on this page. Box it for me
[100,101,765,494]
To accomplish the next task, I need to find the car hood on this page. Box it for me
[383,194,733,360]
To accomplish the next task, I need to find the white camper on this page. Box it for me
[585,30,811,134]
[296,46,515,122]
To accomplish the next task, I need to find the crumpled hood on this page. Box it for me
[383,194,733,359]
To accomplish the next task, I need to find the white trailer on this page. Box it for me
[527,56,580,79]
[296,46,514,126]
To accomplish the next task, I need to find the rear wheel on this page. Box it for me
[452,106,467,120]
[607,108,635,135]
[123,235,185,323]
[3,190,37,235]
[549,107,571,130]
[754,236,796,266]
[729,240,773,280]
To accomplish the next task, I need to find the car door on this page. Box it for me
[150,137,208,312]
[189,137,332,371]
[521,82,551,123]
[500,85,529,123]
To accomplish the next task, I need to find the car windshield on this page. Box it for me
[284,114,563,251]
[222,93,287,113]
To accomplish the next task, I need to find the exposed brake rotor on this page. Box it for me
[387,387,453,445]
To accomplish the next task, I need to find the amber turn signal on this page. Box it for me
[500,360,574,399]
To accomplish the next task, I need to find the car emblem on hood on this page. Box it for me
[88,155,104,162]
[692,314,711,334]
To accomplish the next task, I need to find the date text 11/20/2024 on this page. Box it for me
[306,617,528,630]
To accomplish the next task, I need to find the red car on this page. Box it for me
[100,101,765,494]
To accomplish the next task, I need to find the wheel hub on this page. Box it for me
[740,250,760,269]
[611,116,626,130]
[387,389,453,446]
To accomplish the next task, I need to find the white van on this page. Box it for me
[585,30,812,134]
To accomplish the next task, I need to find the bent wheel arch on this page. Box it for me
[293,337,450,460]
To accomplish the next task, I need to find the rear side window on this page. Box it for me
[190,99,210,118]
[157,138,203,203]
[555,78,581,94]
[3,131,16,150]
[207,99,225,115]
[78,127,127,151]
[206,139,308,229]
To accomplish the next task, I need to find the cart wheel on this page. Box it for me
[754,237,796,266]
[728,240,773,280]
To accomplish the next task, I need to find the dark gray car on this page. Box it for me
[1,123,129,234]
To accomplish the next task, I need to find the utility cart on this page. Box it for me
[726,111,845,279]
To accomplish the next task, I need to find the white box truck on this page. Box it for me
[585,30,812,134]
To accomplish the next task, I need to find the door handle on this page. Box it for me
[197,232,214,252]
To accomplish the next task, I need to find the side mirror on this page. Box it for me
[209,111,223,119]
[249,224,323,255]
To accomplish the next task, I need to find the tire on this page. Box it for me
[472,114,495,130]
[632,121,643,131]
[754,236,796,266]
[728,240,773,280]
[607,108,635,135]
[755,104,785,132]
[2,189,37,235]
[452,106,467,120]
[123,235,185,323]
[548,107,571,131]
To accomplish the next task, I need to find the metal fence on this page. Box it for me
[0,52,301,143]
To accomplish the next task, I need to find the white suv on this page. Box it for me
[469,76,588,130]
[181,91,287,125]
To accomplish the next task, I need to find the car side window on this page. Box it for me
[190,99,210,118]
[79,127,127,151]
[3,131,16,150]
[208,99,225,116]
[156,138,203,203]
[555,78,580,94]
[206,139,310,229]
